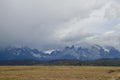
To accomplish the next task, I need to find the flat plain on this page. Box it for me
[0,66,120,80]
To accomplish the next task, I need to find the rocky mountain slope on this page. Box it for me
[0,45,120,61]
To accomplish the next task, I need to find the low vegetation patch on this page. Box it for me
[116,77,120,80]
[108,70,116,73]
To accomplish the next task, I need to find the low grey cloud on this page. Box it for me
[0,0,120,50]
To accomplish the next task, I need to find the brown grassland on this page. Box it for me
[0,66,120,80]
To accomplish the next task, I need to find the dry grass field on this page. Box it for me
[0,66,120,80]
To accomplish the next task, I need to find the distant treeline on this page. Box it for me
[0,58,120,66]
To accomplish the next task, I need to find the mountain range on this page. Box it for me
[0,45,120,61]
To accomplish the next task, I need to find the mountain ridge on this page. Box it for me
[0,45,120,61]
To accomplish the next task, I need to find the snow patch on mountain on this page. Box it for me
[31,53,41,58]
[44,49,61,54]
[103,47,110,52]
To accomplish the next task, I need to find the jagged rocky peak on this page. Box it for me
[64,45,75,50]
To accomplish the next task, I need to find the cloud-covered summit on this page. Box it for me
[0,0,120,50]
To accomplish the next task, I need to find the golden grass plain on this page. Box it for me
[0,66,120,80]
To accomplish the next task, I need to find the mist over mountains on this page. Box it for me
[0,0,120,51]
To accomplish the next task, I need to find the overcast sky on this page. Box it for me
[0,0,120,50]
